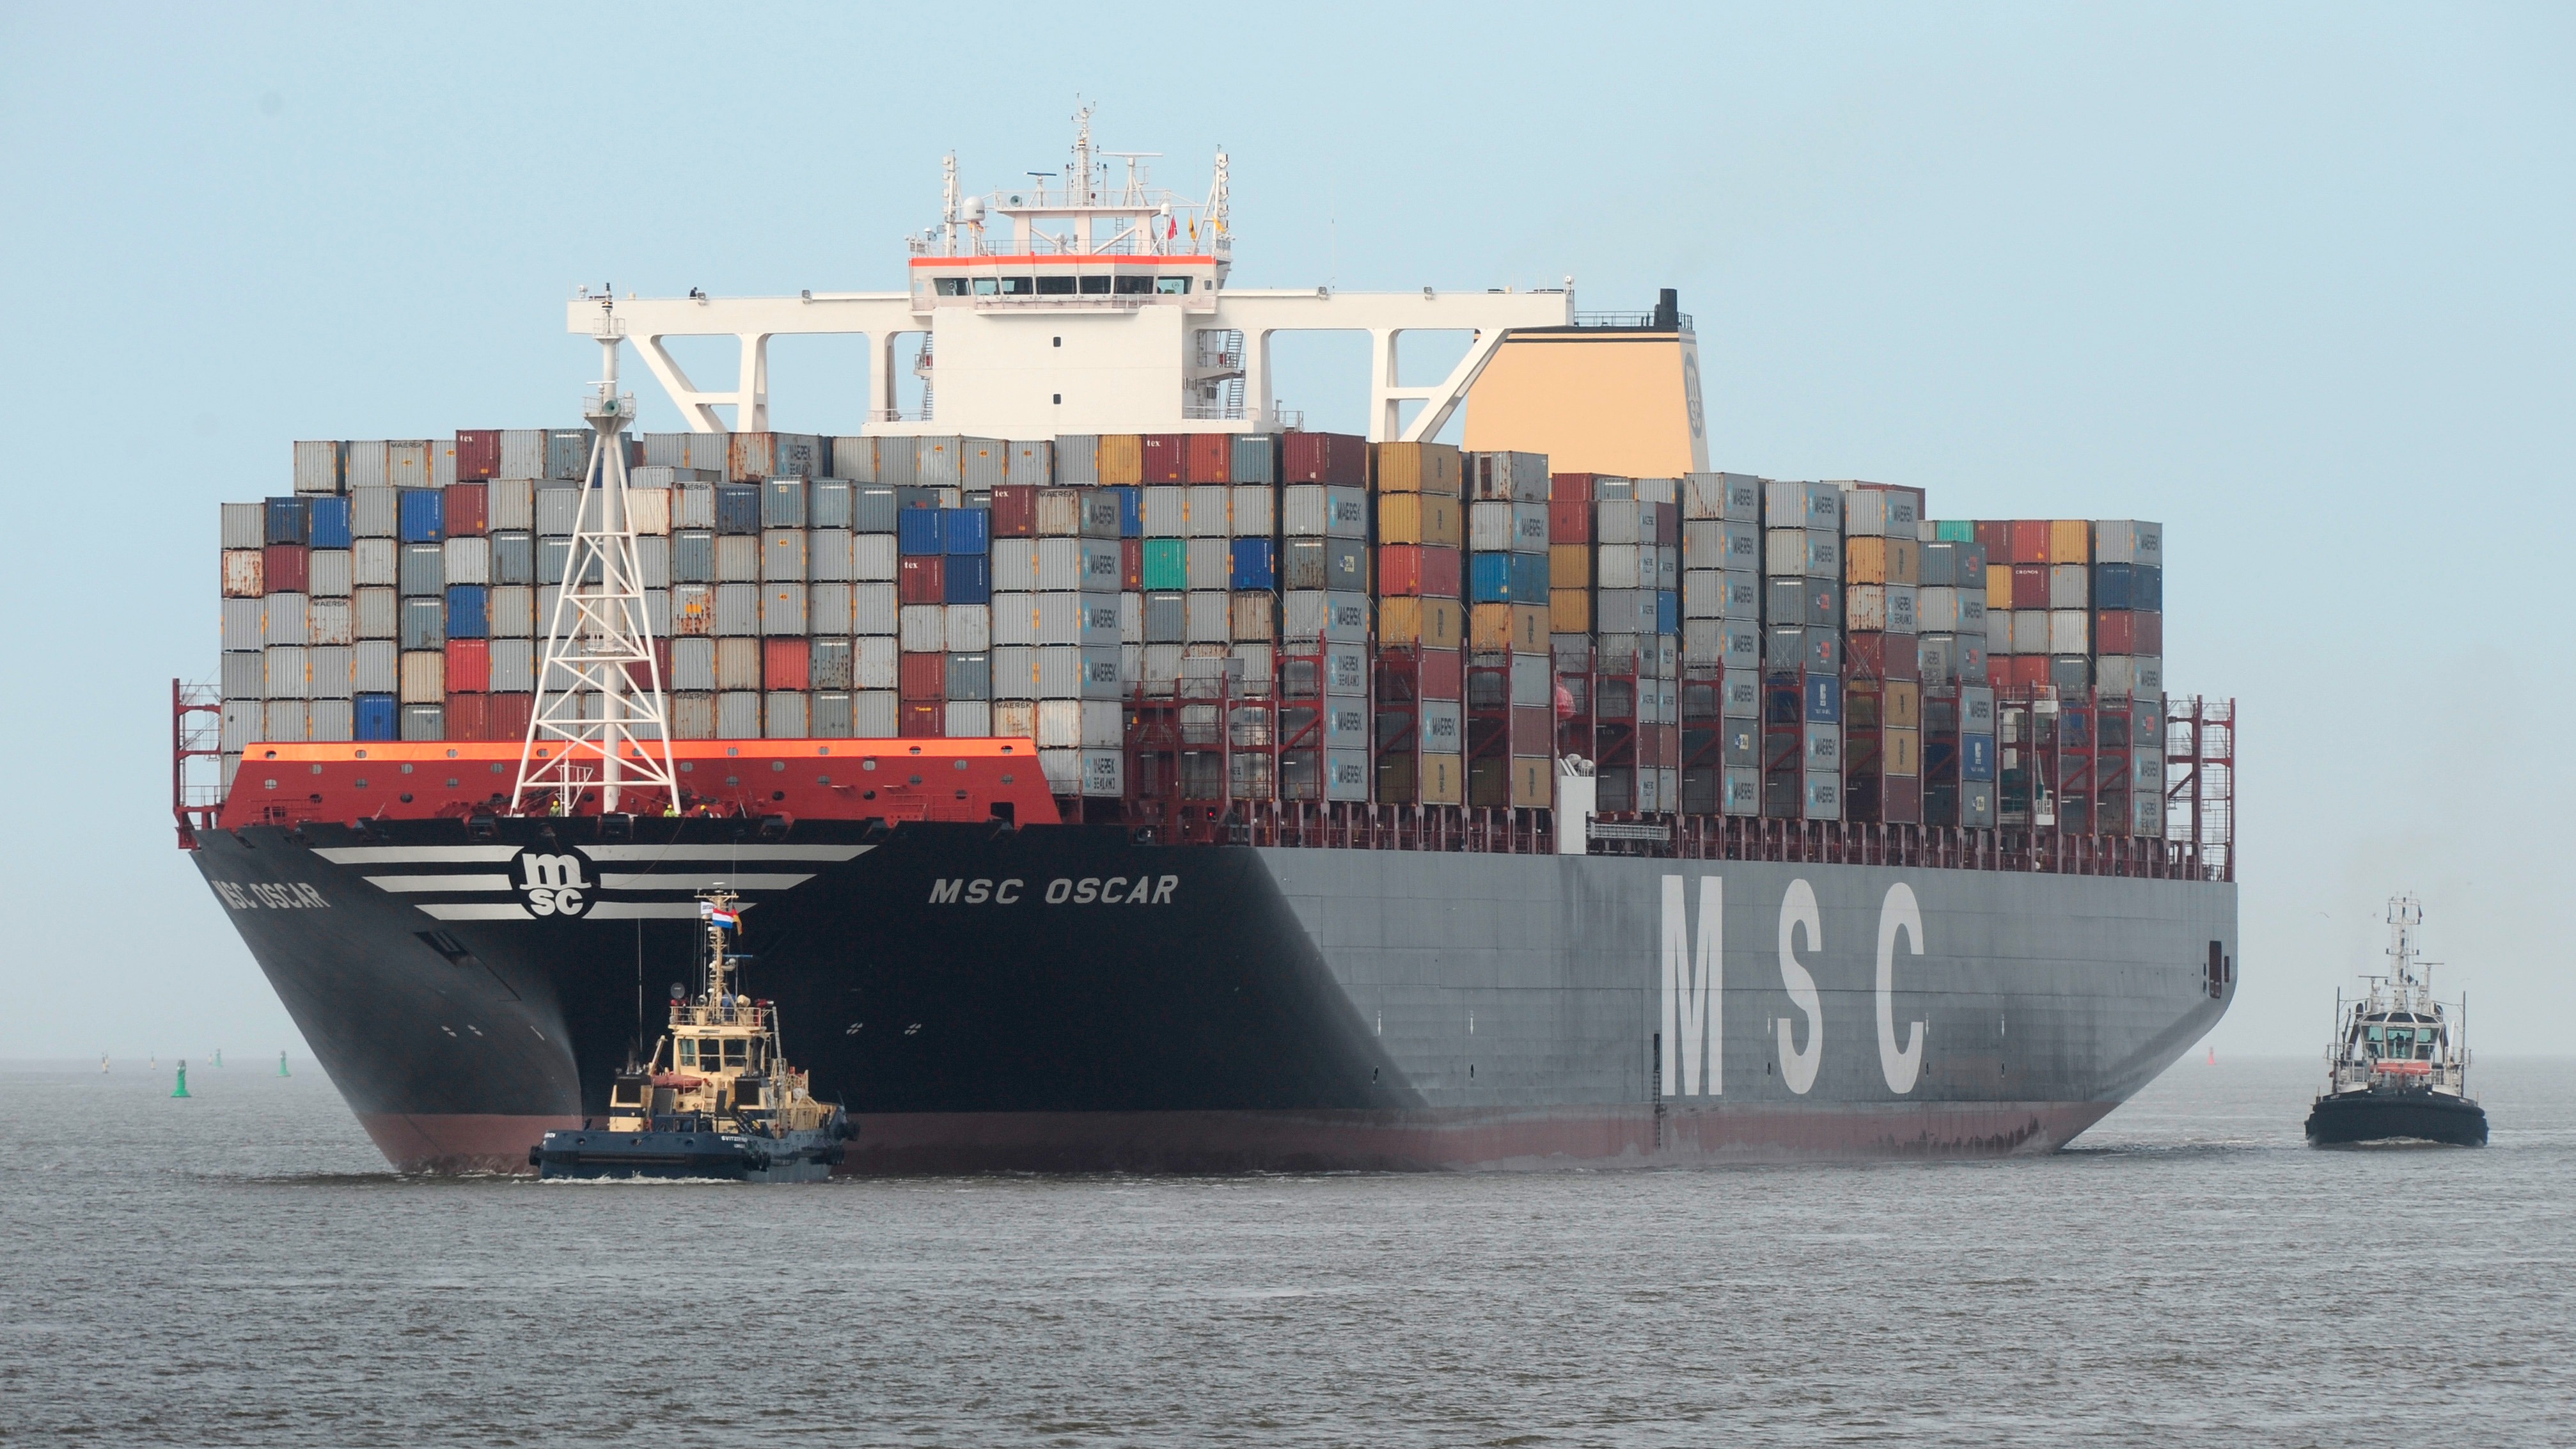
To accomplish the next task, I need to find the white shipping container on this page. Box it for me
[1184,590,1230,644]
[990,645,1039,700]
[1681,617,1723,666]
[343,440,389,491]
[1184,484,1230,537]
[1230,590,1274,642]
[853,690,897,737]
[2048,564,2089,610]
[443,535,491,586]
[673,484,716,530]
[1281,590,1368,643]
[221,550,263,599]
[852,534,898,582]
[352,537,397,588]
[945,701,992,738]
[1185,537,1229,591]
[716,692,762,738]
[629,487,671,535]
[993,538,1037,589]
[1035,538,1083,591]
[1032,592,1086,647]
[765,691,811,739]
[1917,586,1961,633]
[991,700,1037,740]
[807,528,854,583]
[488,478,535,531]
[308,550,352,598]
[853,637,899,691]
[715,638,761,690]
[1229,484,1274,536]
[945,603,991,652]
[636,534,671,589]
[300,596,352,648]
[489,638,535,692]
[1039,747,1083,795]
[354,640,397,693]
[808,582,852,636]
[1119,590,1143,644]
[262,701,309,743]
[1281,485,1369,539]
[1597,543,1642,589]
[1033,487,1083,537]
[307,698,352,742]
[852,582,898,635]
[716,535,759,582]
[645,587,671,638]
[352,486,397,538]
[762,528,806,582]
[219,502,265,550]
[1035,645,1083,699]
[1596,498,1643,547]
[1988,610,2016,655]
[2048,608,2089,655]
[2093,519,2162,567]
[899,604,945,653]
[292,440,343,495]
[714,582,760,636]
[306,646,352,699]
[991,591,1038,646]
[263,592,309,645]
[1142,486,1186,535]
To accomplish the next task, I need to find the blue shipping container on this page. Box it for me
[897,508,945,556]
[1466,551,1518,603]
[714,483,762,535]
[941,505,990,556]
[307,495,352,550]
[1963,732,1996,781]
[1230,538,1276,590]
[445,585,489,639]
[263,496,310,546]
[1655,589,1679,635]
[1112,486,1143,538]
[894,485,946,511]
[943,553,992,604]
[2093,562,2133,610]
[397,488,444,543]
[1517,551,1551,599]
[762,478,806,528]
[354,693,398,741]
[1805,674,1844,724]
[2133,565,2162,610]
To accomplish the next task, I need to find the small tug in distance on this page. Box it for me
[2306,894,2486,1148]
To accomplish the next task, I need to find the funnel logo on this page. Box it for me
[515,849,593,917]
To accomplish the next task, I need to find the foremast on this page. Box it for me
[2325,893,2470,1098]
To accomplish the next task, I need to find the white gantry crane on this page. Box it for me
[515,297,682,816]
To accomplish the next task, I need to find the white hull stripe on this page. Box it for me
[583,901,707,919]
[597,872,816,891]
[364,874,515,893]
[315,846,522,865]
[580,844,873,862]
[416,902,533,921]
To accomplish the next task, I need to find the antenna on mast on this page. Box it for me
[514,296,682,818]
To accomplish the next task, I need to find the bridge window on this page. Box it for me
[1035,276,1076,296]
[677,1039,696,1067]
[1000,277,1034,296]
[1156,277,1191,294]
[723,1039,749,1067]
[934,278,968,297]
[972,278,1000,297]
[1114,276,1152,295]
[1078,276,1110,295]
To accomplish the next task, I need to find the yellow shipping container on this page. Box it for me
[1885,679,1921,730]
[1378,493,1461,547]
[1471,603,1550,652]
[1512,756,1553,809]
[2047,519,2090,564]
[1844,536,1920,585]
[1378,749,1467,805]
[1096,434,1145,487]
[1986,563,2013,611]
[1550,585,1592,633]
[1423,752,1464,805]
[1885,726,1921,777]
[1550,542,1592,589]
[1374,441,1464,496]
[1380,596,1463,650]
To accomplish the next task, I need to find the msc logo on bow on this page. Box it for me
[515,849,594,917]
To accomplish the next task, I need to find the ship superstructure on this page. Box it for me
[2305,895,2485,1146]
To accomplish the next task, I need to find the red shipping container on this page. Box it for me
[1548,499,1592,544]
[1882,773,1923,825]
[443,692,489,743]
[2010,564,2050,610]
[1651,501,1678,547]
[263,544,310,592]
[488,692,533,744]
[1142,434,1190,483]
[2135,610,2163,655]
[445,638,491,693]
[1417,647,1463,702]
[1550,472,1597,504]
[2094,609,2135,655]
[989,486,1038,538]
[1974,519,2011,562]
[622,640,675,693]
[898,555,946,604]
[443,482,489,536]
[2009,654,2051,688]
[1119,538,1143,589]
[1844,632,1919,681]
[1185,432,1232,484]
[1376,544,1461,598]
[2009,520,2051,564]
[1986,654,2014,690]
[1281,431,1367,486]
[454,430,501,480]
[897,701,944,738]
[764,637,811,691]
[899,652,946,701]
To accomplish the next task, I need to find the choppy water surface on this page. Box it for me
[3,1057,2569,1446]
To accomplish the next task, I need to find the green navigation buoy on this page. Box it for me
[278,1050,290,1077]
[172,1059,191,1098]
[215,1049,223,1069]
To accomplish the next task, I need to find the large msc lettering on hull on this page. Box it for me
[1660,875,1931,1099]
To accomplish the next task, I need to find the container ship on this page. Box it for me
[178,118,2237,1173]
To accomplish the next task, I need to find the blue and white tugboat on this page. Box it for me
[533,891,854,1180]
[2306,894,2486,1147]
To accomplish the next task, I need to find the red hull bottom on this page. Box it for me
[357,1112,582,1174]
[839,1101,2121,1174]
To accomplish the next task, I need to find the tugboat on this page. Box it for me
[532,891,854,1180]
[2305,894,2486,1147]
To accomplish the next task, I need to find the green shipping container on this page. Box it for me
[1141,537,1189,591]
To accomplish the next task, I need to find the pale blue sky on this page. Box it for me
[3,3,2568,1057]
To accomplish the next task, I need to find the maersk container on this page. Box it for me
[2094,519,2162,567]
[309,496,352,550]
[1764,480,1842,532]
[306,596,354,646]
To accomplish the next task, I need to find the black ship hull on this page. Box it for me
[191,814,2235,1172]
[2305,1089,2487,1146]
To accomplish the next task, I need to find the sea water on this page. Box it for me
[2,1057,2568,1446]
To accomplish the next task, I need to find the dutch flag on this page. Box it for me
[701,901,739,929]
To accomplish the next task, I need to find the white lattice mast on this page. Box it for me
[514,296,682,816]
